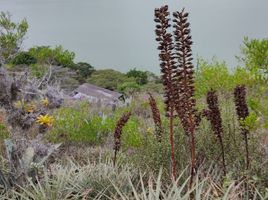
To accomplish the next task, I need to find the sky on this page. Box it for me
[0,0,268,73]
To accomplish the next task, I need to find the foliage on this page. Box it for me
[1,157,266,199]
[10,51,37,65]
[0,12,28,64]
[118,81,141,94]
[0,123,9,140]
[28,45,75,67]
[72,62,95,82]
[126,68,148,85]
[48,103,102,143]
[238,37,268,80]
[87,69,134,91]
[195,59,255,97]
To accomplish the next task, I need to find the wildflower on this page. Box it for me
[25,103,36,113]
[36,114,54,127]
[14,100,23,109]
[147,127,154,135]
[41,98,49,107]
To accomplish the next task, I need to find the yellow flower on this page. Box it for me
[147,127,154,135]
[41,98,49,107]
[25,103,36,113]
[36,114,54,127]
[14,101,23,109]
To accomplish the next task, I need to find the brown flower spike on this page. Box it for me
[173,8,198,187]
[234,85,250,169]
[148,93,163,142]
[113,111,131,166]
[154,5,177,180]
[203,90,226,175]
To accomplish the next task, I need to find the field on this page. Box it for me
[0,5,268,200]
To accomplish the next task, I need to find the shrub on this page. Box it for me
[10,51,37,65]
[126,68,148,85]
[47,103,102,143]
[87,69,134,91]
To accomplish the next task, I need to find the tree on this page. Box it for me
[0,12,28,65]
[10,51,37,65]
[126,68,148,85]
[28,45,75,67]
[118,81,141,95]
[72,62,95,83]
[87,69,134,91]
[238,37,268,80]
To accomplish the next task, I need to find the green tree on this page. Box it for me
[72,62,95,83]
[10,51,37,65]
[195,59,234,96]
[238,37,268,80]
[0,12,28,65]
[87,69,134,91]
[28,45,75,67]
[126,68,148,85]
[118,81,141,95]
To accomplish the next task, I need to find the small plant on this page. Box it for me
[25,102,37,113]
[234,85,250,170]
[113,111,131,166]
[41,97,49,107]
[36,114,54,127]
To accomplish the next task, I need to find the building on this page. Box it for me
[71,83,125,106]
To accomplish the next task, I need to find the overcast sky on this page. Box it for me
[1,0,267,73]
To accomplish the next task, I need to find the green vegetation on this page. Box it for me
[239,37,268,79]
[0,9,268,200]
[126,68,148,85]
[0,11,28,65]
[28,45,75,67]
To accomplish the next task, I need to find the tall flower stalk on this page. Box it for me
[203,90,226,175]
[154,5,177,180]
[148,93,163,142]
[113,112,131,166]
[234,85,250,170]
[173,9,198,188]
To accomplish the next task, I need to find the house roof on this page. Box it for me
[73,83,123,101]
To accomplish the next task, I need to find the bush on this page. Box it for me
[126,68,148,85]
[10,51,37,65]
[195,59,257,97]
[87,69,135,91]
[48,103,103,143]
[47,102,142,148]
